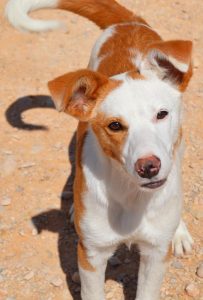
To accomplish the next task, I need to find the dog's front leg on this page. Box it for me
[135,244,170,300]
[78,241,114,300]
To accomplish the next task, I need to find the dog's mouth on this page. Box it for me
[141,178,167,189]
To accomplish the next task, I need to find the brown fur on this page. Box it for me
[91,113,128,163]
[58,0,147,30]
[98,24,161,77]
[48,69,109,120]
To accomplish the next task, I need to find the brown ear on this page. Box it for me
[48,69,109,121]
[141,40,193,91]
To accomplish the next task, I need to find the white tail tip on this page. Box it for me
[5,0,64,32]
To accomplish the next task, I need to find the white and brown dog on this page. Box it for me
[6,1,194,299]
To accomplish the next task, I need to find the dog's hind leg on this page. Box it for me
[172,219,194,257]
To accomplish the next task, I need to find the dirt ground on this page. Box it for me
[0,0,202,299]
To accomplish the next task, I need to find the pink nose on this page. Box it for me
[135,156,161,179]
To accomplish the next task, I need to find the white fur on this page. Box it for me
[5,0,62,32]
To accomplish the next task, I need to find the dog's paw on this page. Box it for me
[172,220,194,257]
[69,203,74,223]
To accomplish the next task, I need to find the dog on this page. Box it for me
[6,1,194,299]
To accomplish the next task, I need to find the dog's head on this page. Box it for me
[48,40,192,191]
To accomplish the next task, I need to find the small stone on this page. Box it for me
[0,197,11,206]
[196,262,203,278]
[19,162,36,169]
[24,271,34,280]
[32,228,38,236]
[172,260,184,269]
[185,283,200,297]
[19,230,25,236]
[50,277,63,287]
[72,272,80,284]
[109,256,121,267]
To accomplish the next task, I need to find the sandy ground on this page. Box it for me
[0,0,203,299]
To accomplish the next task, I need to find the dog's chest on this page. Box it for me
[80,183,178,249]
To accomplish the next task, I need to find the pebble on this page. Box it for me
[109,256,122,267]
[19,162,36,169]
[0,196,11,206]
[24,271,34,280]
[19,230,25,236]
[172,260,184,269]
[32,228,38,236]
[72,271,80,284]
[196,262,203,278]
[185,283,200,297]
[50,277,63,287]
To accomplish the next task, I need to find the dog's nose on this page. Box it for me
[135,155,161,179]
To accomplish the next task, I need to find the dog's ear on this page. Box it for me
[140,40,193,91]
[48,69,109,121]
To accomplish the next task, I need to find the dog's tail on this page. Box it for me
[5,0,145,32]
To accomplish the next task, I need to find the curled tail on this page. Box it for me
[5,0,145,32]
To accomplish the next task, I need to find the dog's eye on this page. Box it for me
[108,122,123,131]
[157,110,168,120]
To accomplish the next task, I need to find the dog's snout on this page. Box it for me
[135,156,161,179]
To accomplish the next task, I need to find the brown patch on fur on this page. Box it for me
[164,243,172,262]
[58,0,147,30]
[73,122,95,271]
[98,24,162,77]
[78,240,95,272]
[91,113,128,163]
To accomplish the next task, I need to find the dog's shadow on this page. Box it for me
[6,95,139,300]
